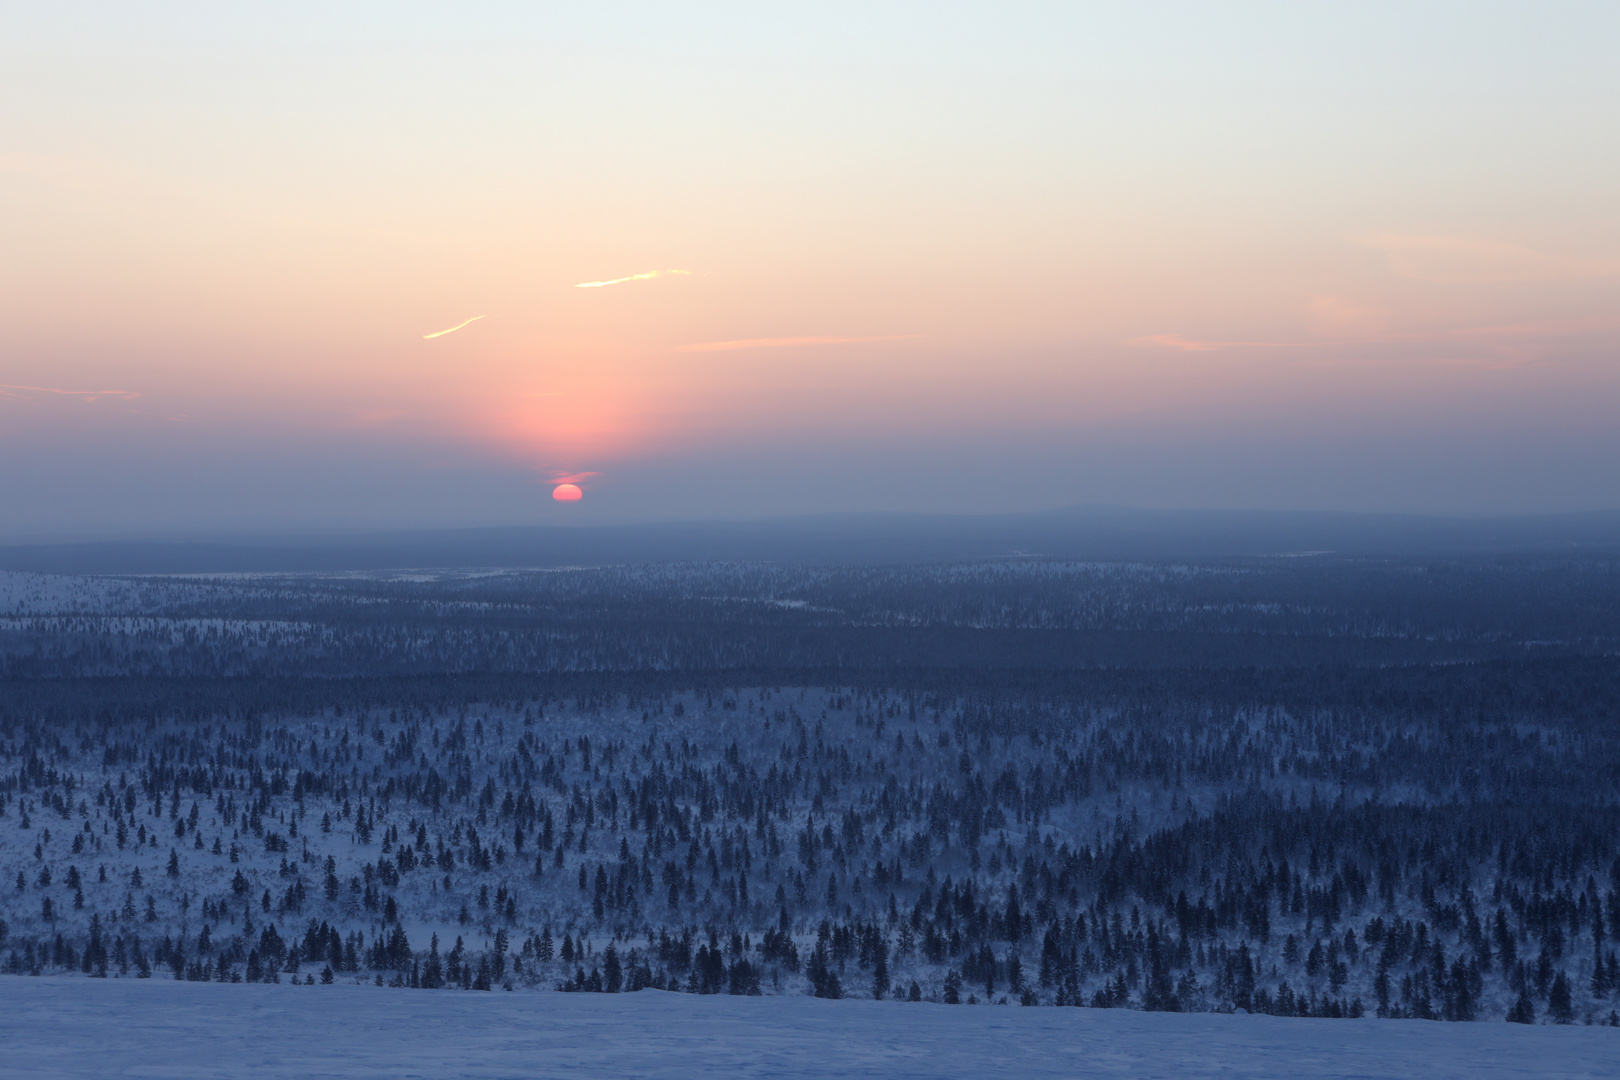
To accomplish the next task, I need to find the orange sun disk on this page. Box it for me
[552,483,583,502]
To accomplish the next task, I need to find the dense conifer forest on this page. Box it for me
[2,557,1618,1024]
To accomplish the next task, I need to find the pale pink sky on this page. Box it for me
[2,4,1617,538]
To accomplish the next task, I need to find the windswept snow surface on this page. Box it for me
[0,979,1613,1079]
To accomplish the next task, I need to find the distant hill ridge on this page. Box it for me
[4,505,1620,574]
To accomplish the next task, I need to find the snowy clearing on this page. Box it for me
[0,978,1614,1079]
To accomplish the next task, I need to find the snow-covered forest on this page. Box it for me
[2,559,1619,1027]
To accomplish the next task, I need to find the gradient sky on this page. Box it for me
[3,3,1618,539]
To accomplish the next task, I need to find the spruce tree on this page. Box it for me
[872,944,890,1000]
[1549,973,1574,1024]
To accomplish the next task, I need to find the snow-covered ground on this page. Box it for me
[0,978,1613,1079]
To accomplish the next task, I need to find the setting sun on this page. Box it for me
[552,483,583,502]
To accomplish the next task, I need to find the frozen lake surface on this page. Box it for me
[0,979,1614,1079]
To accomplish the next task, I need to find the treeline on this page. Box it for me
[3,560,1620,1025]
[4,557,1619,680]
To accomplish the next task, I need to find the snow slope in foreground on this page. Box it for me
[0,979,1615,1080]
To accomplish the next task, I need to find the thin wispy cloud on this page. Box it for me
[1358,234,1620,284]
[1305,295,1391,336]
[1127,335,1312,352]
[546,471,601,485]
[0,383,139,400]
[677,335,918,353]
[574,270,690,288]
[1130,317,1617,373]
[422,315,486,340]
[350,408,409,427]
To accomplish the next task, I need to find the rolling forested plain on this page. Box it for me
[2,545,1619,1036]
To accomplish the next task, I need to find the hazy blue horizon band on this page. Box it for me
[5,506,1619,574]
